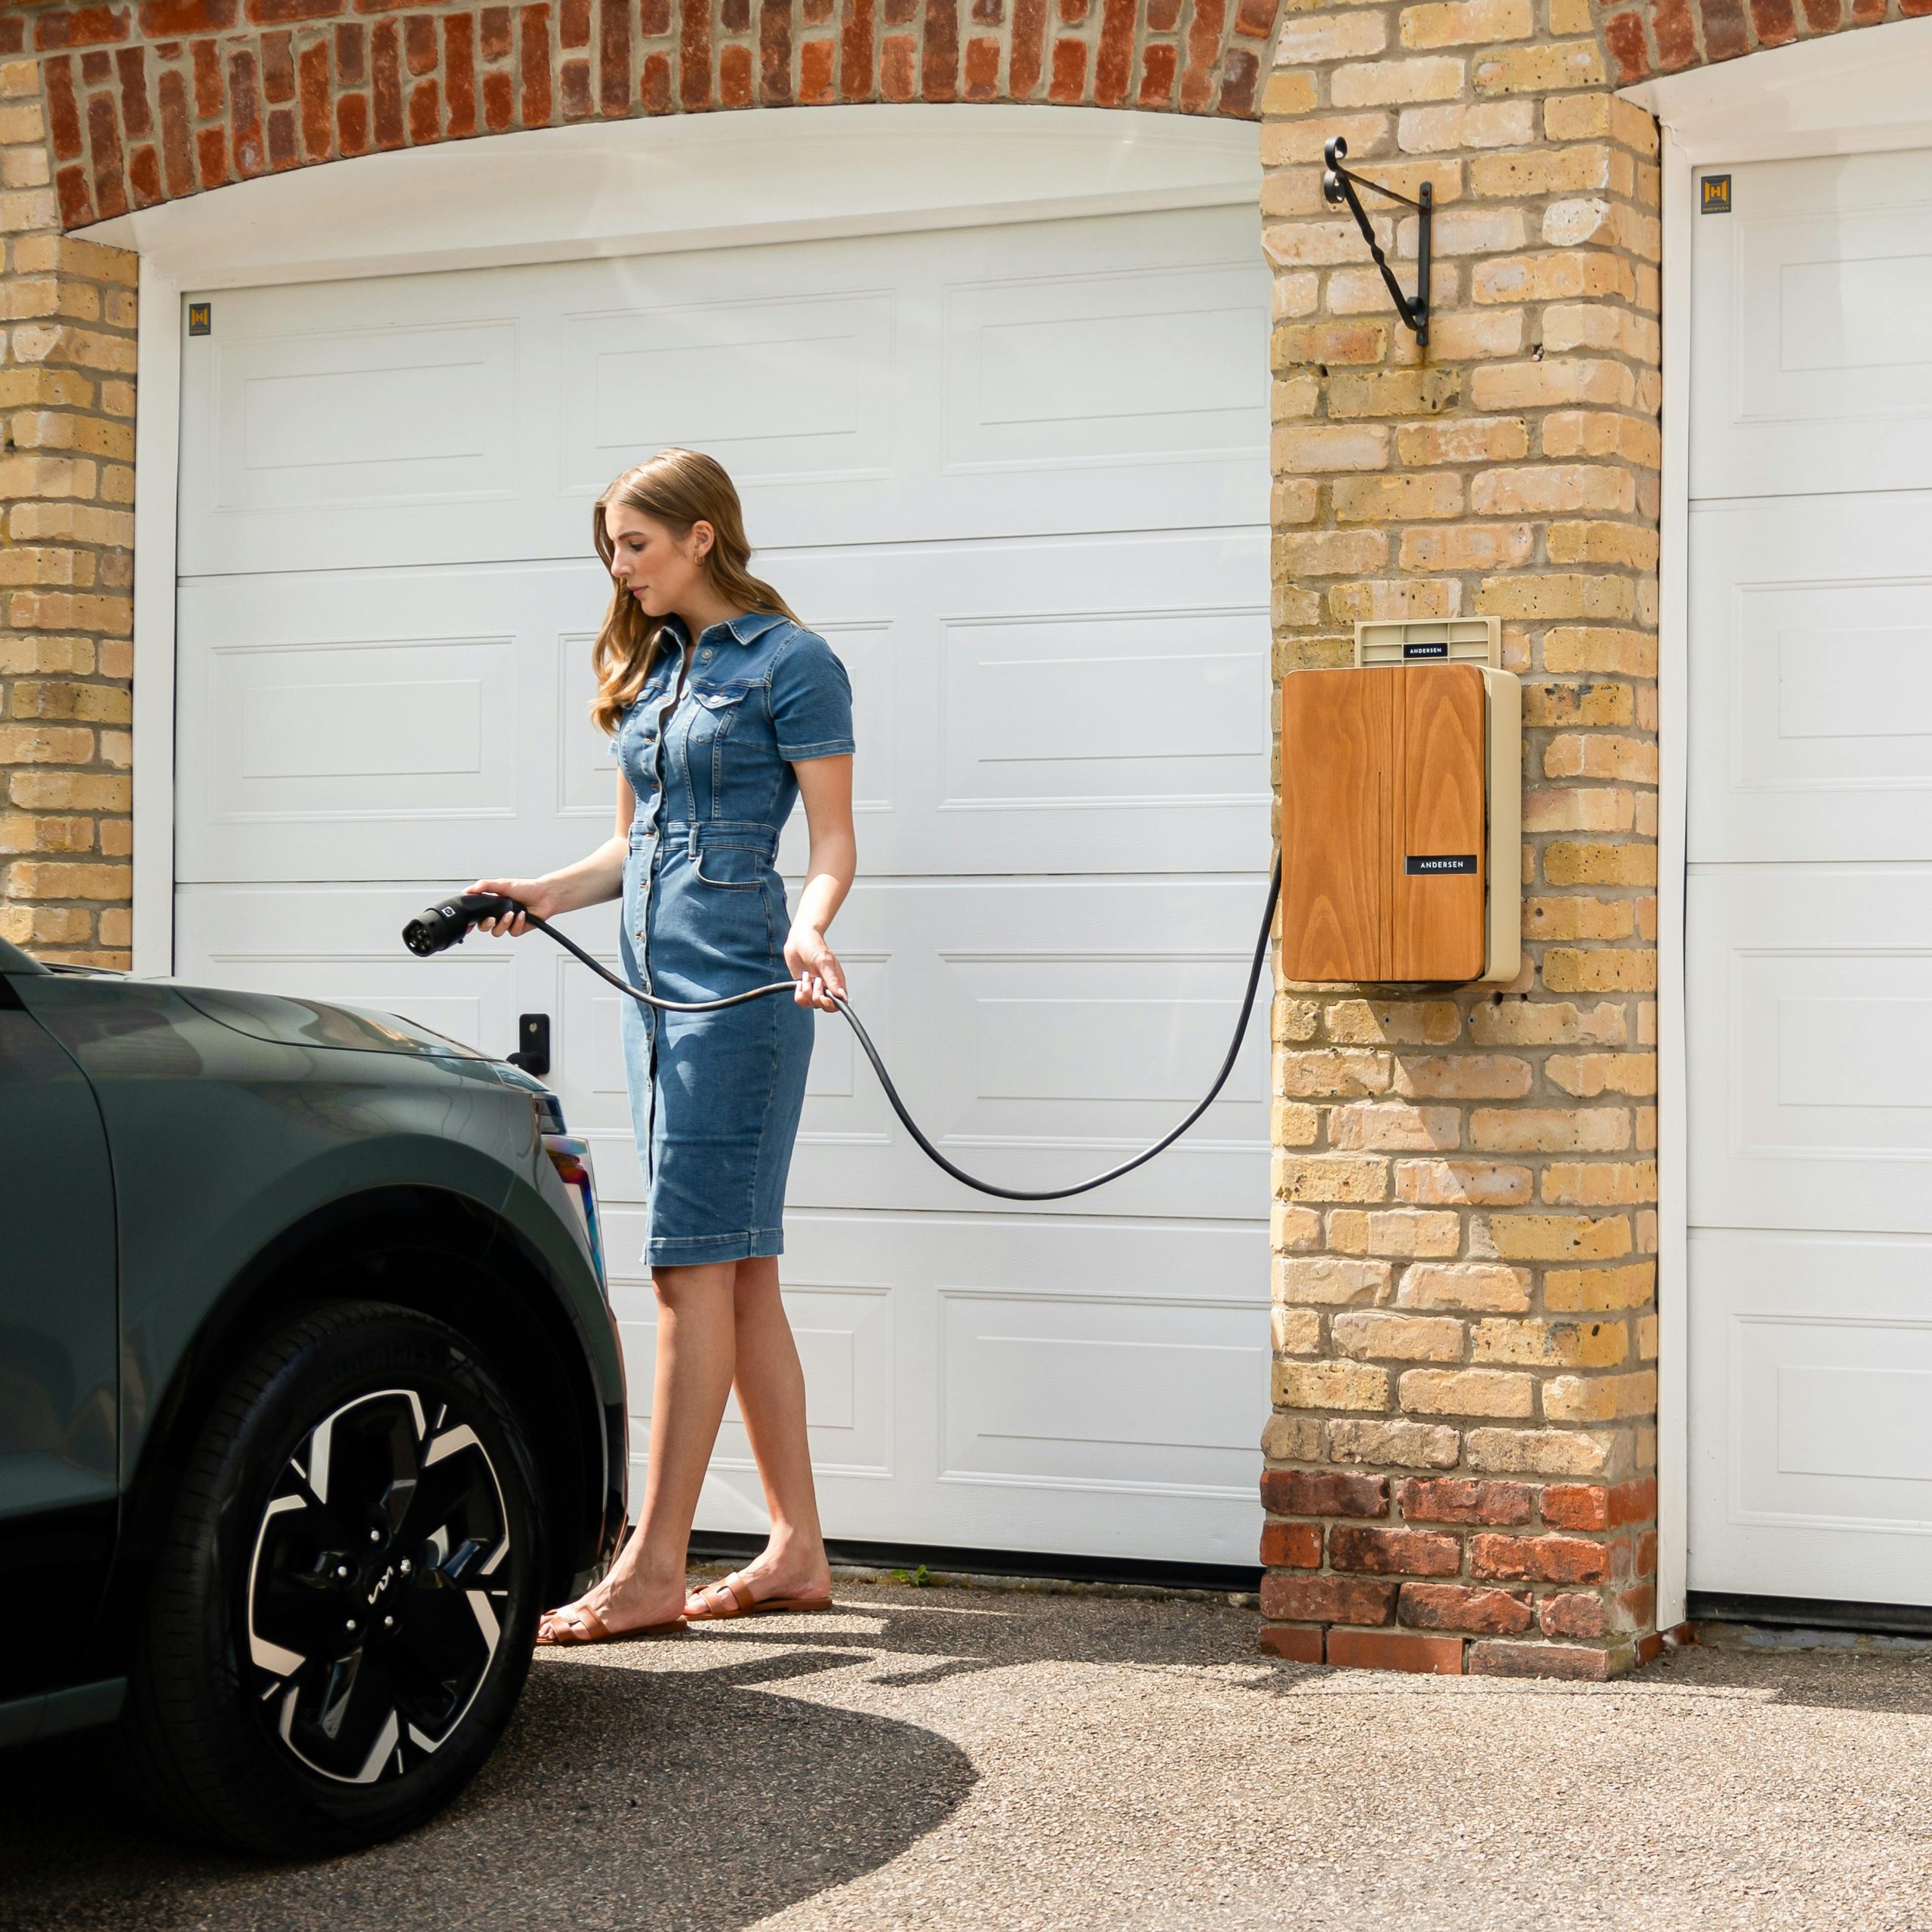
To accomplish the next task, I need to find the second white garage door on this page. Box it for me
[1687,146,1932,1608]
[172,197,1275,1567]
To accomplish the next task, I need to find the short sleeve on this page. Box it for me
[769,629,856,761]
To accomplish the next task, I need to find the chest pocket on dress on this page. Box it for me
[688,683,752,742]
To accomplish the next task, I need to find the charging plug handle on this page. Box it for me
[402,891,519,957]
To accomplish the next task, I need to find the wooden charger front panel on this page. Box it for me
[1281,663,1487,983]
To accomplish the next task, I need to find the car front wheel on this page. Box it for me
[123,1300,545,1854]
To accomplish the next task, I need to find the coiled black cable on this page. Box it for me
[406,859,1280,1201]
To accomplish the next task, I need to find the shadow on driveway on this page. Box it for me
[670,1585,1263,1690]
[0,1644,975,1932]
[655,1590,1932,1718]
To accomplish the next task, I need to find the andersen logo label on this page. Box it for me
[1405,854,1478,875]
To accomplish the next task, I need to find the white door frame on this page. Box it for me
[80,102,1263,980]
[1623,11,1932,1629]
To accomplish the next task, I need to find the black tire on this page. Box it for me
[121,1300,545,1855]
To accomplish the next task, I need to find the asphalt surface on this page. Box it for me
[6,1583,1932,1930]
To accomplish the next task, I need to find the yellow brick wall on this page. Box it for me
[1259,2,1663,1677]
[0,56,137,969]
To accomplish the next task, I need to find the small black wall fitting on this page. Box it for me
[1321,136,1433,349]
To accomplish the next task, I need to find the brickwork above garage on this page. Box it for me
[1595,0,1932,85]
[3,0,1275,232]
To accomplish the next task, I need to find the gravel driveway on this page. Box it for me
[5,1583,1931,1931]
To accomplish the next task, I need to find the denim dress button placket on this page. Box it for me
[621,628,687,1183]
[629,630,685,980]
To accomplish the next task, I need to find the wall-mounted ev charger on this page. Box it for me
[1280,617,1521,986]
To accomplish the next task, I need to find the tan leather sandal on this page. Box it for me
[535,1601,687,1647]
[684,1571,834,1621]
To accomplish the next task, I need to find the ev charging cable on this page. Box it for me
[404,858,1281,1202]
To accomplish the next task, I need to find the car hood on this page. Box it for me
[174,984,497,1060]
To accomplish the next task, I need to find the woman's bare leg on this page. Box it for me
[690,1257,830,1606]
[541,1260,735,1637]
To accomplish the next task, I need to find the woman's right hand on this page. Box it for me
[466,878,557,937]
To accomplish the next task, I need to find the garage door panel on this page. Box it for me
[561,291,898,494]
[208,318,521,516]
[211,633,518,823]
[1690,152,1932,500]
[180,290,538,575]
[786,875,1270,1220]
[941,261,1266,471]
[1689,866,1932,1232]
[1688,1231,1932,1603]
[939,1290,1266,1490]
[1688,499,1932,864]
[937,606,1260,808]
[612,1209,1266,1564]
[178,207,1266,577]
[177,564,592,883]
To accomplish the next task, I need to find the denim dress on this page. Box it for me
[611,610,855,1268]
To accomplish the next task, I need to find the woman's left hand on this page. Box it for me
[785,924,846,1011]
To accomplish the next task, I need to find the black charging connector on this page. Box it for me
[401,891,516,957]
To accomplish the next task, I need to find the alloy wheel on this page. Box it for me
[243,1386,513,1785]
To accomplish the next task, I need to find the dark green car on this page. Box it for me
[0,934,626,1854]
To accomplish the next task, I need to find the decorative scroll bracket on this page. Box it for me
[1321,136,1432,349]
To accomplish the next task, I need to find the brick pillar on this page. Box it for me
[1259,5,1663,1677]
[1,56,137,969]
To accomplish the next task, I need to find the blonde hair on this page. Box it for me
[589,448,796,736]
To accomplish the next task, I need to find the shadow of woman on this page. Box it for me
[0,1648,976,1932]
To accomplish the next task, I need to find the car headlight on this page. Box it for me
[540,1131,607,1297]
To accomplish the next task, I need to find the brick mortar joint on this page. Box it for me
[0,276,143,300]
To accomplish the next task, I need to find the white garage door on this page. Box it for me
[171,201,1275,1567]
[1687,147,1932,1606]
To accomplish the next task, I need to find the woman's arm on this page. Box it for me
[785,754,855,1011]
[469,771,636,937]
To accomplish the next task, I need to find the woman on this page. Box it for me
[472,448,857,1644]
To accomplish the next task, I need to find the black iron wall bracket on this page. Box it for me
[1321,136,1432,348]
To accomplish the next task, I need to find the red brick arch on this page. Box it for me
[1595,0,1929,85]
[5,0,1281,230]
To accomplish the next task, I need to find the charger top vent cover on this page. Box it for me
[1355,616,1500,670]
